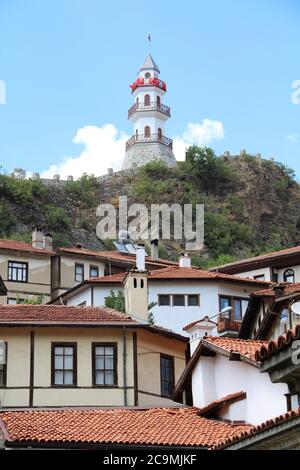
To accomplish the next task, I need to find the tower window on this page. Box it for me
[284,269,295,283]
[157,95,161,107]
[158,128,162,140]
[144,94,150,106]
[144,126,151,137]
[145,72,151,79]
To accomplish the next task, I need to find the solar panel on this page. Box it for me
[113,241,129,254]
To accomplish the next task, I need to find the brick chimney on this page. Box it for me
[150,239,159,260]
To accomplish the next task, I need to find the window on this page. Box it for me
[92,343,117,386]
[219,296,248,321]
[279,308,290,335]
[233,299,243,321]
[8,261,28,283]
[219,296,231,312]
[7,298,24,305]
[158,295,170,306]
[158,127,162,140]
[51,343,77,387]
[75,263,84,282]
[145,72,151,79]
[0,342,7,387]
[89,265,99,278]
[188,295,200,307]
[144,125,151,137]
[284,269,295,283]
[254,274,265,281]
[160,355,174,397]
[173,295,185,307]
[144,94,150,106]
[157,95,161,107]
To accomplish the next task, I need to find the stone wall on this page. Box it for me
[122,142,177,170]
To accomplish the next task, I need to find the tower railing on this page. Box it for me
[128,102,171,119]
[130,77,167,93]
[126,133,173,151]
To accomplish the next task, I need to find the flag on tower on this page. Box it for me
[148,33,151,42]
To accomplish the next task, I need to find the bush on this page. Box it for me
[0,203,16,236]
[0,171,48,203]
[45,205,70,231]
[105,290,126,313]
[65,174,98,207]
[140,160,168,179]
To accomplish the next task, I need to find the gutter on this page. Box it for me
[123,326,127,406]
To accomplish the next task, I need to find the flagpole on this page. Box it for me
[148,33,151,53]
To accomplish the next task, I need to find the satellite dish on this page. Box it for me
[291,302,300,316]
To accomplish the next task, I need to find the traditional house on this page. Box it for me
[210,245,300,283]
[51,252,271,335]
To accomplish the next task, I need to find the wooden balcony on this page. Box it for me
[128,102,171,119]
[126,133,173,151]
[130,77,167,93]
[217,316,242,337]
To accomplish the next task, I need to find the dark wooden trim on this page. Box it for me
[74,263,84,282]
[160,353,175,399]
[7,260,29,283]
[133,332,138,406]
[29,332,34,406]
[218,294,249,321]
[89,265,99,278]
[91,285,94,306]
[91,342,118,387]
[51,342,77,387]
[0,341,8,387]
[123,327,127,406]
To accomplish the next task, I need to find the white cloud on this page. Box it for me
[173,119,225,161]
[286,134,299,144]
[41,119,225,178]
[41,124,128,179]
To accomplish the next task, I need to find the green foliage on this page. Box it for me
[77,217,90,230]
[140,160,168,179]
[132,177,169,204]
[65,174,98,207]
[6,233,31,243]
[0,172,48,204]
[104,290,126,313]
[185,146,235,192]
[0,203,16,236]
[45,204,70,231]
[17,295,43,305]
[148,301,157,325]
[226,194,245,220]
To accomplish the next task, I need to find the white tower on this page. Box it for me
[122,54,176,170]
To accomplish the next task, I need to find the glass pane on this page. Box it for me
[159,295,170,306]
[188,295,199,306]
[95,371,104,385]
[95,347,104,355]
[64,356,73,370]
[220,297,230,310]
[64,371,73,385]
[233,300,242,321]
[105,347,114,355]
[96,357,104,370]
[105,371,114,385]
[105,356,114,369]
[55,356,64,369]
[64,347,73,356]
[173,295,185,306]
[55,371,64,385]
[55,347,64,355]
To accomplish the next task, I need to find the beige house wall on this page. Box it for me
[0,326,186,408]
[59,256,105,292]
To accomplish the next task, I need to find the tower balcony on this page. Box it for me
[128,101,171,119]
[130,77,167,93]
[126,133,173,151]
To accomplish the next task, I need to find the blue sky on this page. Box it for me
[0,0,299,178]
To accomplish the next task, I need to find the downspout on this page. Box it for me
[29,330,35,407]
[122,326,127,406]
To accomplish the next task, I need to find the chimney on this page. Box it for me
[179,252,191,268]
[150,239,159,260]
[74,242,83,249]
[184,316,216,355]
[123,270,149,322]
[43,233,53,251]
[136,244,146,271]
[32,225,44,249]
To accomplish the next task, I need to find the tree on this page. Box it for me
[17,295,44,305]
[104,290,126,313]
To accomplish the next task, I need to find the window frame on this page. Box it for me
[0,342,7,388]
[92,342,118,388]
[158,294,171,306]
[187,294,200,307]
[75,263,84,282]
[218,295,249,321]
[172,294,186,307]
[8,260,28,283]
[51,342,77,388]
[283,269,295,283]
[89,265,99,278]
[253,274,265,281]
[160,354,175,398]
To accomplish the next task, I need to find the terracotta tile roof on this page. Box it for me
[0,408,253,449]
[0,239,55,255]
[256,324,300,362]
[198,392,247,417]
[252,283,300,298]
[211,245,300,272]
[183,316,217,332]
[0,305,136,325]
[203,336,268,363]
[213,407,300,449]
[57,247,177,268]
[147,266,271,286]
[89,272,126,284]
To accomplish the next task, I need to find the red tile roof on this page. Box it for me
[213,407,300,449]
[252,283,300,298]
[0,408,253,449]
[256,324,300,362]
[203,336,268,363]
[89,272,126,284]
[0,239,55,255]
[0,305,136,325]
[57,247,177,268]
[198,392,247,417]
[147,266,271,286]
[183,316,217,332]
